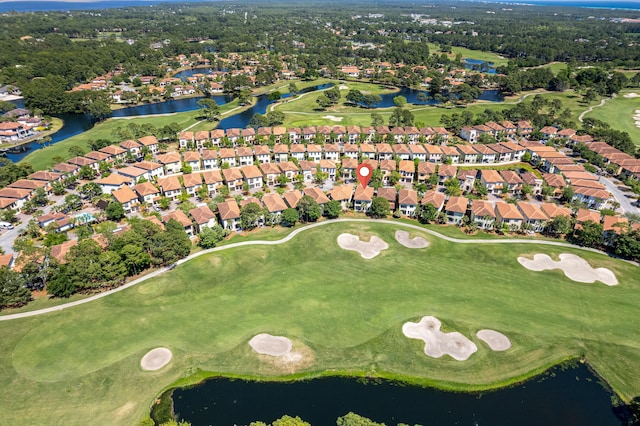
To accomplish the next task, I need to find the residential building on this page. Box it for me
[112,186,139,213]
[189,205,217,232]
[495,202,524,230]
[444,195,468,225]
[470,200,496,230]
[398,189,418,217]
[218,200,241,231]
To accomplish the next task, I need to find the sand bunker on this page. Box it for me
[634,110,640,128]
[402,316,478,361]
[477,330,511,351]
[517,253,617,286]
[140,347,172,371]
[623,93,640,98]
[395,230,429,248]
[338,85,349,90]
[322,115,343,122]
[249,333,293,356]
[337,233,389,259]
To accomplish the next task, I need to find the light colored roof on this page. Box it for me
[539,202,572,218]
[353,185,374,201]
[283,190,303,208]
[303,187,330,204]
[328,184,354,201]
[138,135,158,146]
[189,205,216,224]
[116,166,146,178]
[398,160,415,173]
[380,159,396,171]
[218,200,241,220]
[603,216,628,233]
[112,186,138,203]
[262,193,288,213]
[135,161,162,171]
[183,151,201,162]
[96,174,131,186]
[278,161,299,173]
[471,200,495,218]
[222,168,243,181]
[156,152,182,164]
[500,170,523,185]
[134,182,160,196]
[260,162,281,175]
[481,169,503,183]
[163,209,192,228]
[28,171,62,182]
[201,170,223,184]
[517,202,548,221]
[241,165,263,179]
[182,173,203,187]
[495,202,524,220]
[575,208,601,223]
[421,190,445,209]
[445,196,468,214]
[398,189,418,205]
[438,164,457,178]
[158,175,182,192]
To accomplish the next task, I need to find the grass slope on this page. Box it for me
[0,221,638,425]
[584,90,640,146]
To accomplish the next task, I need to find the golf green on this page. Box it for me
[1,220,638,425]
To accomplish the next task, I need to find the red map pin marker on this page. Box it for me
[356,163,373,188]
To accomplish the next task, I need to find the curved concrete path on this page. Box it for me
[579,94,615,123]
[0,218,633,322]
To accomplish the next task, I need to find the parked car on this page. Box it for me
[0,221,14,230]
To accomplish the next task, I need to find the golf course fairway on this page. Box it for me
[1,220,638,425]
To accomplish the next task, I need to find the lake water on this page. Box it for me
[7,84,502,163]
[171,364,634,425]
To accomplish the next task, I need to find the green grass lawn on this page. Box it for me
[584,90,640,146]
[426,43,509,67]
[1,221,638,425]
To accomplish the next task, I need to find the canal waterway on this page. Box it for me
[7,82,502,163]
[171,363,634,425]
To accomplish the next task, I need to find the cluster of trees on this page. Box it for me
[316,87,342,110]
[0,217,192,309]
[248,411,405,425]
[439,95,577,135]
[2,1,638,118]
[249,111,285,128]
[0,158,33,189]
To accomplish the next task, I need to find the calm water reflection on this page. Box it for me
[172,364,633,425]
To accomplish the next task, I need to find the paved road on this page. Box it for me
[2,218,636,322]
[0,195,66,255]
[599,176,639,215]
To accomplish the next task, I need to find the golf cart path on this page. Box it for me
[1,218,634,321]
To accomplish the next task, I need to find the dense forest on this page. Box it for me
[0,1,639,95]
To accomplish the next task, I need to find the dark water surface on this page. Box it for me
[172,364,634,425]
[7,83,501,162]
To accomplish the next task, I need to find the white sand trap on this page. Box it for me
[322,115,343,122]
[402,316,478,361]
[140,347,172,371]
[249,333,293,356]
[477,330,511,351]
[517,253,617,286]
[395,230,429,248]
[337,233,389,259]
[623,93,640,98]
[338,85,349,90]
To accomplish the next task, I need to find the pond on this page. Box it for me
[7,82,502,163]
[170,363,634,425]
